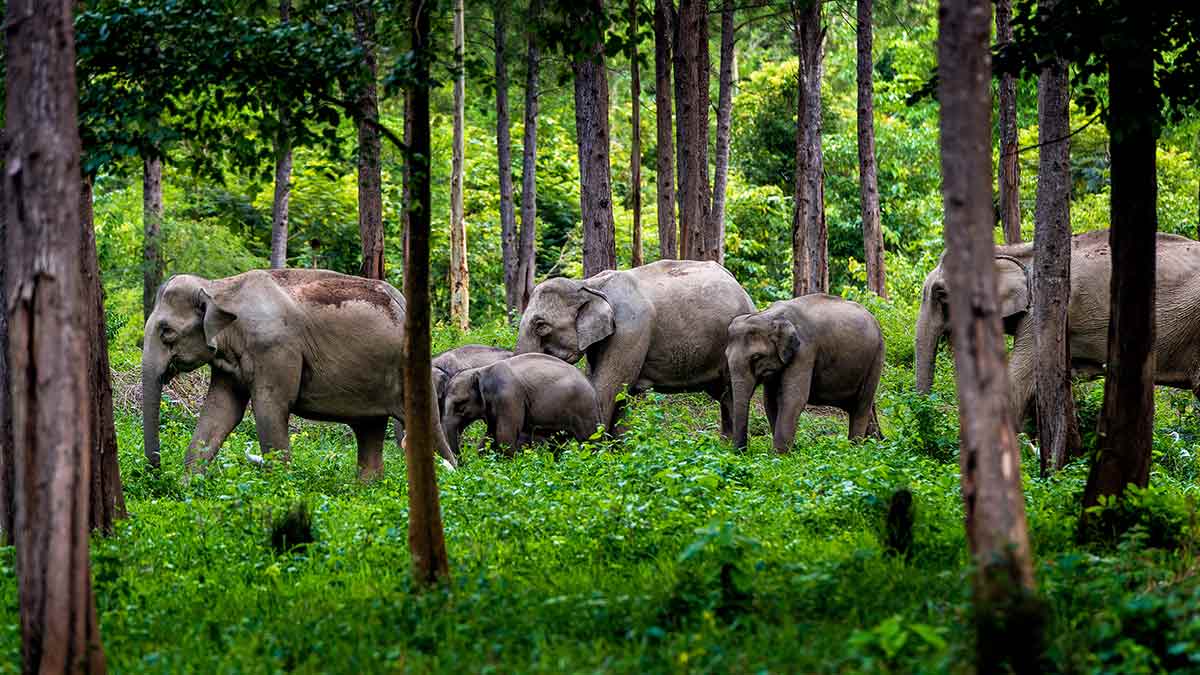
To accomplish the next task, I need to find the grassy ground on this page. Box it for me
[2,326,1199,673]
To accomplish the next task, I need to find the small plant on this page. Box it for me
[1081,485,1196,551]
[888,391,958,463]
[270,502,315,554]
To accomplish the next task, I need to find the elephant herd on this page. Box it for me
[141,228,1198,479]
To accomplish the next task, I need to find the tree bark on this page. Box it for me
[516,0,542,311]
[496,1,519,318]
[269,0,293,269]
[629,0,644,268]
[1032,8,1080,476]
[937,0,1040,670]
[81,177,125,534]
[450,0,471,328]
[1081,37,1158,516]
[354,0,385,280]
[857,0,886,298]
[142,155,163,320]
[4,0,108,667]
[0,129,11,543]
[996,0,1021,244]
[791,0,827,296]
[404,0,451,586]
[573,0,618,278]
[708,0,736,266]
[675,0,712,261]
[653,0,676,259]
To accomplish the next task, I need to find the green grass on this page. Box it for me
[2,327,1199,673]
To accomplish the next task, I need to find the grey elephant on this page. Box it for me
[515,260,756,433]
[440,353,600,456]
[726,295,884,451]
[432,344,514,411]
[915,230,1200,422]
[141,269,456,479]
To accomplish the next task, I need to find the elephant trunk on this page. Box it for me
[431,392,459,469]
[141,345,169,469]
[730,372,755,451]
[514,319,539,355]
[914,305,944,395]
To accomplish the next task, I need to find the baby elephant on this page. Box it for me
[726,294,884,452]
[441,353,600,457]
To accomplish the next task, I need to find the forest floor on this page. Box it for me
[2,328,1200,673]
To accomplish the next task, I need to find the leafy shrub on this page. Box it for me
[1080,485,1197,551]
[886,390,959,463]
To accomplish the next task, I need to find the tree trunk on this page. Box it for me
[708,0,735,266]
[629,0,644,268]
[269,0,293,270]
[402,91,412,266]
[573,0,617,278]
[675,0,711,261]
[81,177,125,534]
[1032,8,1081,476]
[857,0,886,298]
[450,0,471,328]
[354,0,384,280]
[791,0,827,296]
[4,0,108,667]
[1081,38,1158,516]
[142,155,163,320]
[404,0,451,586]
[653,0,676,259]
[496,1,519,319]
[937,0,1041,670]
[516,0,542,311]
[0,129,11,543]
[996,0,1021,244]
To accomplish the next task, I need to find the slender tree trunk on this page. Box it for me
[629,0,644,268]
[938,0,1040,670]
[708,0,735,266]
[676,0,711,261]
[1081,38,1158,516]
[354,0,384,280]
[142,155,163,319]
[4,0,108,667]
[653,0,676,259]
[496,1,519,317]
[450,0,471,328]
[404,0,451,586]
[402,91,412,266]
[1033,10,1081,476]
[0,129,11,543]
[516,0,542,310]
[269,0,293,269]
[573,0,617,278]
[996,0,1021,244]
[791,0,827,296]
[80,177,125,533]
[670,0,686,255]
[857,0,886,297]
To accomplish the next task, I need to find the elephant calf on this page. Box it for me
[441,353,600,457]
[432,344,514,413]
[726,294,884,451]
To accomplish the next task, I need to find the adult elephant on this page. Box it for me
[515,260,755,433]
[141,269,456,479]
[915,230,1200,422]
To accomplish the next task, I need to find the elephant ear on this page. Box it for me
[576,287,615,352]
[772,319,801,364]
[473,370,493,415]
[995,256,1031,317]
[199,288,238,349]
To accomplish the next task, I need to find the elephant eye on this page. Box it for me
[159,324,178,344]
[535,319,552,337]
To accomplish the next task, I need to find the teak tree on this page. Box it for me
[496,0,521,318]
[516,0,543,310]
[270,0,294,269]
[450,0,471,327]
[572,0,618,278]
[653,0,676,259]
[142,155,163,320]
[0,130,11,542]
[857,0,886,297]
[629,0,644,268]
[791,0,828,296]
[996,0,1022,244]
[353,0,384,280]
[675,0,713,261]
[708,0,736,266]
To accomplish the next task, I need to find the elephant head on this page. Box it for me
[725,313,801,450]
[914,253,1030,393]
[440,368,491,456]
[515,278,614,363]
[141,274,238,468]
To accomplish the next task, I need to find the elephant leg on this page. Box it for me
[185,371,250,472]
[1008,323,1038,431]
[773,361,814,454]
[708,384,734,440]
[352,418,389,481]
[850,353,885,441]
[493,407,526,458]
[251,364,302,464]
[763,378,781,429]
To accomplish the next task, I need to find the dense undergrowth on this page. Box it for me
[2,321,1199,673]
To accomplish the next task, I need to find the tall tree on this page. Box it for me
[450,0,471,327]
[354,0,384,280]
[857,0,886,297]
[404,0,451,586]
[4,0,108,667]
[142,155,163,319]
[653,0,676,259]
[708,0,736,265]
[675,0,712,261]
[516,0,542,310]
[1032,0,1080,475]
[938,0,1040,669]
[0,130,11,542]
[629,0,644,267]
[996,0,1022,244]
[269,0,294,269]
[573,0,618,278]
[496,0,520,318]
[791,0,828,296]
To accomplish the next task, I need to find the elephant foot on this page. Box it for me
[357,463,384,482]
